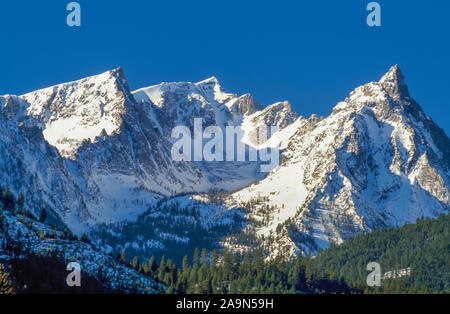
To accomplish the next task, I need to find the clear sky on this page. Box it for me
[1,1,449,135]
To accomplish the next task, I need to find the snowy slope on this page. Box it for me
[131,76,300,190]
[90,194,247,264]
[224,65,450,258]
[22,69,128,159]
[0,69,297,235]
[0,209,160,293]
[0,65,448,262]
[1,69,209,233]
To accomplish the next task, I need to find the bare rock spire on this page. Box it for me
[379,64,410,100]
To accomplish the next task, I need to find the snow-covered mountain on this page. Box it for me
[225,65,450,257]
[0,69,287,233]
[0,208,160,293]
[1,68,207,233]
[0,65,448,260]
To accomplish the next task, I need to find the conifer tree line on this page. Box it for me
[0,186,159,294]
[120,213,449,294]
[1,184,448,294]
[118,247,355,294]
[0,185,89,243]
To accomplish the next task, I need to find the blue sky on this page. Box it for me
[1,0,449,135]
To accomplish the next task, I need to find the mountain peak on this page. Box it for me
[226,93,262,117]
[196,76,219,86]
[195,76,237,103]
[379,64,410,99]
[379,64,403,84]
[21,68,131,159]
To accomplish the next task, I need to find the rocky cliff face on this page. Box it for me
[0,68,295,234]
[225,65,449,258]
[0,65,448,260]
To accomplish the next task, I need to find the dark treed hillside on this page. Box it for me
[150,214,449,294]
[0,186,162,294]
[310,213,449,293]
[1,184,448,294]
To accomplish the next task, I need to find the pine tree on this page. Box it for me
[182,255,190,273]
[18,193,25,209]
[158,255,166,282]
[149,255,158,274]
[222,250,234,281]
[253,249,264,274]
[200,248,208,266]
[131,256,139,270]
[211,250,219,267]
[120,250,126,263]
[3,185,15,210]
[160,255,166,271]
[192,248,200,268]
[188,263,199,293]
